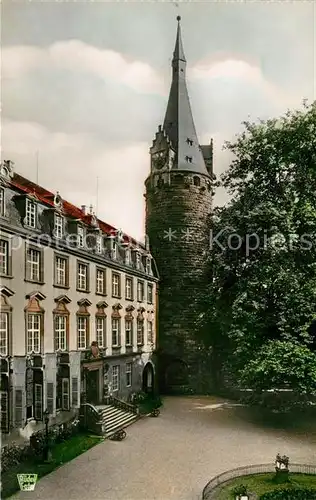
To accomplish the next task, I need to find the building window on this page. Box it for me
[137,280,144,302]
[135,252,141,270]
[125,277,133,300]
[62,378,70,411]
[186,138,193,146]
[26,368,43,421]
[26,314,41,353]
[0,188,5,216]
[0,239,8,276]
[137,319,144,345]
[96,268,106,295]
[112,272,121,298]
[146,257,152,275]
[54,214,64,239]
[111,240,117,260]
[147,284,153,304]
[96,316,105,348]
[0,312,8,356]
[147,320,153,344]
[125,248,131,266]
[126,363,132,387]
[125,319,133,346]
[111,318,120,347]
[77,262,89,291]
[185,155,193,164]
[54,255,68,287]
[77,316,88,349]
[96,235,102,254]
[112,365,120,392]
[77,226,84,248]
[193,176,200,186]
[54,315,67,351]
[25,199,37,228]
[26,247,42,282]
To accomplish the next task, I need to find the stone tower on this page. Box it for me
[145,17,213,393]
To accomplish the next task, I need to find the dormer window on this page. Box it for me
[185,156,193,164]
[0,188,5,217]
[25,198,37,228]
[186,138,193,146]
[146,257,152,275]
[111,239,117,260]
[77,226,84,248]
[135,251,141,270]
[125,248,131,266]
[54,214,64,239]
[96,235,102,254]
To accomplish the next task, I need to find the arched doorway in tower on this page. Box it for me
[165,359,189,391]
[142,363,155,395]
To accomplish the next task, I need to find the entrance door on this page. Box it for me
[86,370,99,405]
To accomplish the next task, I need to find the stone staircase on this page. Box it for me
[79,397,139,438]
[97,404,139,437]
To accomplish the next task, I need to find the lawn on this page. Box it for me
[215,473,316,499]
[1,433,103,499]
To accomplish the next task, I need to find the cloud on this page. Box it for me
[2,119,149,240]
[2,40,165,95]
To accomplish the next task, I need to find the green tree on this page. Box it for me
[196,101,316,400]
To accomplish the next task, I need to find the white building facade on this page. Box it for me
[0,161,158,443]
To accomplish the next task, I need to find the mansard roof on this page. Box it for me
[10,173,148,252]
[162,17,209,176]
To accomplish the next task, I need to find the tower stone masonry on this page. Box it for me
[145,17,213,393]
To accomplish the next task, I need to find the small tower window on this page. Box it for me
[157,177,164,188]
[185,156,193,163]
[174,174,182,185]
[186,138,193,146]
[193,176,200,187]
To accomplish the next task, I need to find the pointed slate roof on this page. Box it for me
[163,17,209,176]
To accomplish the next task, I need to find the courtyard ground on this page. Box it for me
[10,396,316,500]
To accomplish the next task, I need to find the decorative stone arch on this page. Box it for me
[165,358,189,389]
[111,303,122,319]
[142,361,155,395]
[0,286,14,357]
[24,291,46,355]
[96,301,108,317]
[125,304,135,321]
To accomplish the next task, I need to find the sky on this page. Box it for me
[2,1,315,241]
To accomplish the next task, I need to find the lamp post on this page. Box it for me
[43,409,50,462]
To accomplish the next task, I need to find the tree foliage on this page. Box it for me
[196,101,316,400]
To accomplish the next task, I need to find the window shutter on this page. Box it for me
[34,384,43,420]
[71,377,78,407]
[62,378,69,410]
[1,391,9,433]
[46,382,54,415]
[15,389,23,427]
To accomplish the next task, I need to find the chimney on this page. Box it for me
[81,205,86,215]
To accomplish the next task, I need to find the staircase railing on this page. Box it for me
[106,395,139,415]
[79,403,102,433]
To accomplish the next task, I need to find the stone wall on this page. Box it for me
[145,172,213,392]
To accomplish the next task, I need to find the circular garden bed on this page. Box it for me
[214,473,316,499]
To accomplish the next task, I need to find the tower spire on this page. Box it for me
[163,17,209,176]
[173,16,186,64]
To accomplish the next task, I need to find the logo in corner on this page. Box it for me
[17,474,38,491]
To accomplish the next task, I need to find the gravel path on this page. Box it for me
[11,396,316,500]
